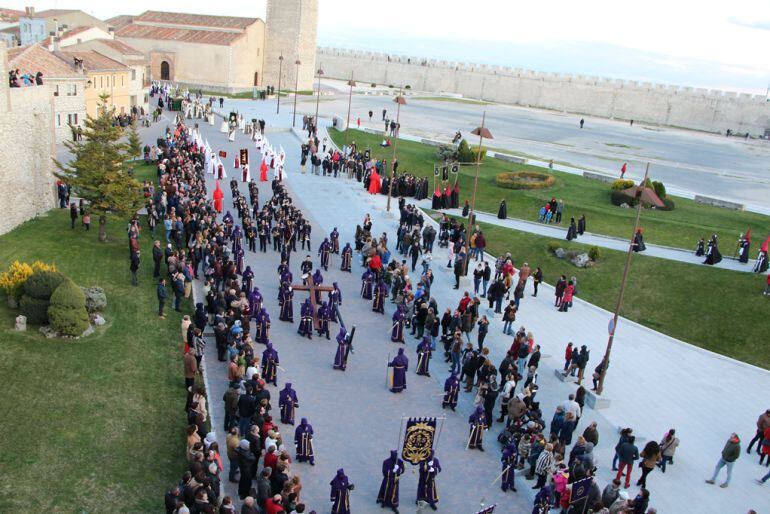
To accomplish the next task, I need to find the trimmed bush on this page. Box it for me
[19,295,50,324]
[404,85,412,89]
[660,197,676,211]
[652,180,667,199]
[610,190,635,207]
[588,246,602,262]
[547,241,561,254]
[457,139,487,163]
[611,179,635,191]
[24,271,67,300]
[48,279,89,337]
[497,171,556,190]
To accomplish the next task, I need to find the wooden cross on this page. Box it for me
[291,275,334,330]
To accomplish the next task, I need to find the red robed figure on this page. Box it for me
[368,169,381,194]
[260,160,268,182]
[213,181,224,212]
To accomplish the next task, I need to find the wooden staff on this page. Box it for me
[385,352,391,388]
[491,465,513,486]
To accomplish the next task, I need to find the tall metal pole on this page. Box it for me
[314,68,323,133]
[292,60,300,127]
[386,87,404,212]
[343,70,355,155]
[276,54,283,114]
[464,111,487,274]
[596,163,650,395]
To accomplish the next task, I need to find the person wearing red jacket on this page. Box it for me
[559,281,575,312]
[265,494,285,514]
[564,342,573,372]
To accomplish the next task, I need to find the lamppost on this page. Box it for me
[292,59,301,127]
[595,163,651,395]
[385,89,406,212]
[314,67,324,131]
[343,71,356,155]
[463,112,493,274]
[276,54,284,114]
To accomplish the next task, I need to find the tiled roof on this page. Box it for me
[7,43,82,78]
[93,38,143,57]
[116,23,245,46]
[134,10,257,30]
[0,8,25,21]
[35,9,77,18]
[59,50,129,72]
[105,15,134,30]
[40,25,92,47]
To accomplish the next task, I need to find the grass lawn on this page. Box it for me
[430,211,770,369]
[0,209,190,512]
[331,128,770,250]
[200,90,255,100]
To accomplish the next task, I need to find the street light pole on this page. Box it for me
[385,88,406,212]
[314,67,324,132]
[292,59,301,127]
[464,112,493,274]
[343,71,356,155]
[276,54,283,114]
[595,163,650,395]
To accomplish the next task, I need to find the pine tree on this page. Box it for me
[125,121,142,163]
[55,94,143,242]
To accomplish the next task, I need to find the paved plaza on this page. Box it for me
[167,99,770,513]
[228,80,770,211]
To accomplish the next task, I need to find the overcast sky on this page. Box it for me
[6,0,770,93]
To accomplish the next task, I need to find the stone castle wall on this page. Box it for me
[316,47,770,134]
[263,0,318,92]
[0,45,57,236]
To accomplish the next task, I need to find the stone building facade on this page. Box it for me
[317,48,770,135]
[7,43,87,143]
[262,0,318,92]
[0,45,56,235]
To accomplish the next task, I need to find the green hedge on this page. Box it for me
[24,271,66,300]
[19,295,50,324]
[497,171,556,190]
[48,280,89,337]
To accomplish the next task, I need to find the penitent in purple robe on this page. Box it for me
[416,336,432,376]
[319,238,331,270]
[256,308,270,345]
[360,270,373,299]
[329,283,342,323]
[442,373,459,410]
[391,306,405,343]
[388,348,409,393]
[279,383,298,425]
[330,227,340,254]
[416,450,441,507]
[501,442,517,492]
[294,418,315,464]
[330,468,353,514]
[317,302,331,339]
[242,266,254,294]
[298,299,313,339]
[261,343,279,386]
[341,244,352,272]
[333,327,350,371]
[372,280,388,314]
[279,283,294,322]
[312,269,324,302]
[248,287,263,319]
[376,450,404,508]
[468,405,487,450]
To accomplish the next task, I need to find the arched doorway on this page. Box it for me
[160,61,170,81]
[253,72,259,86]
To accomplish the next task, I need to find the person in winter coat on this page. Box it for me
[658,429,679,472]
[615,435,639,488]
[747,409,770,454]
[706,433,741,487]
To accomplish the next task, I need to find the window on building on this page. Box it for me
[54,84,59,96]
[100,76,103,89]
[121,75,124,86]
[56,114,61,127]
[67,113,78,125]
[131,69,136,81]
[112,75,116,87]
[68,84,77,96]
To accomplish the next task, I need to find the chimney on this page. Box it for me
[24,6,35,16]
[73,57,84,74]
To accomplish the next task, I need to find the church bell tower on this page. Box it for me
[263,0,318,92]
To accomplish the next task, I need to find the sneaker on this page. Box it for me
[720,483,728,488]
[705,479,715,485]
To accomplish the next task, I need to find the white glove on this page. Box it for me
[393,465,399,472]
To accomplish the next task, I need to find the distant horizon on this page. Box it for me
[3,0,769,95]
